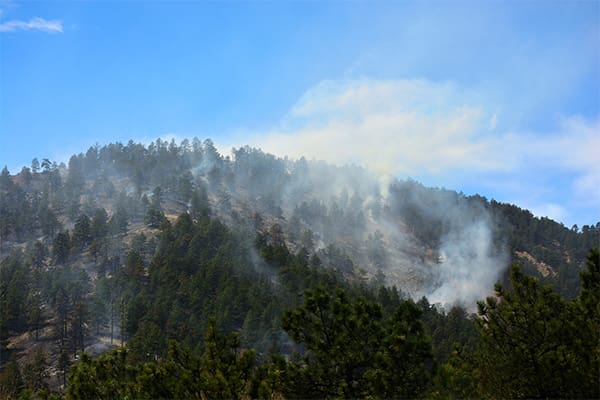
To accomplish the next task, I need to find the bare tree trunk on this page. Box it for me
[110,297,114,345]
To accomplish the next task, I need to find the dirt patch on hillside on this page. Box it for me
[515,250,557,277]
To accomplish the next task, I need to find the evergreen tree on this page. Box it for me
[71,214,92,252]
[198,318,257,399]
[67,322,261,399]
[0,252,30,332]
[280,287,433,398]
[574,248,600,397]
[23,347,49,392]
[31,158,40,174]
[109,205,129,235]
[40,207,61,238]
[0,358,23,400]
[475,265,595,398]
[53,231,71,264]
[91,208,109,240]
[144,190,166,228]
[27,292,44,341]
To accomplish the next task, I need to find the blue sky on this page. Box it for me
[1,1,598,227]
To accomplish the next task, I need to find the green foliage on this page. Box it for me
[65,350,138,399]
[26,292,43,341]
[144,206,166,228]
[108,205,128,235]
[280,287,433,399]
[418,299,478,364]
[198,318,257,398]
[66,320,260,400]
[0,252,30,332]
[575,248,600,397]
[580,248,600,314]
[475,263,598,398]
[0,166,30,244]
[71,215,91,252]
[22,347,49,392]
[52,232,71,264]
[429,346,479,399]
[189,187,209,220]
[0,358,24,400]
[0,139,598,398]
[29,247,600,399]
[124,213,283,359]
[90,208,109,240]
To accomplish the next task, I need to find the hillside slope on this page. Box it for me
[2,139,595,297]
[0,138,597,393]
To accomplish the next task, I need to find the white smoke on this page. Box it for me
[427,220,506,307]
[201,78,600,306]
[243,78,505,180]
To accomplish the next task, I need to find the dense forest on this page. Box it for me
[0,138,598,399]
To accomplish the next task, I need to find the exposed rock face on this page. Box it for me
[515,250,558,278]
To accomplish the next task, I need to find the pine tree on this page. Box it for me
[53,231,71,264]
[23,347,49,392]
[0,358,23,399]
[476,264,595,398]
[71,214,92,252]
[280,287,433,398]
[91,208,109,240]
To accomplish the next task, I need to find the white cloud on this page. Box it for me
[527,203,570,222]
[238,78,599,224]
[0,17,63,33]
[489,113,498,131]
[504,116,600,209]
[555,117,600,206]
[246,79,508,179]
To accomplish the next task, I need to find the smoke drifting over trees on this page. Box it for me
[185,144,506,307]
[1,138,597,398]
[2,138,596,308]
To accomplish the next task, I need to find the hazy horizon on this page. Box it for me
[1,1,598,227]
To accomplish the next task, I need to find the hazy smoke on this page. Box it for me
[427,220,506,307]
[201,79,516,306]
[238,79,503,180]
[190,143,508,308]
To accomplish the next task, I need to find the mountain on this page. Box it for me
[0,138,598,397]
[2,139,596,294]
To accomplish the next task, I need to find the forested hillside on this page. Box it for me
[0,138,598,398]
